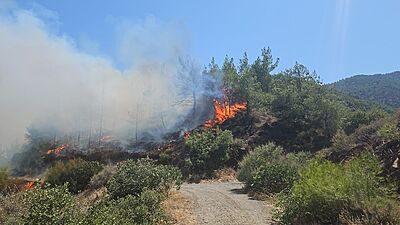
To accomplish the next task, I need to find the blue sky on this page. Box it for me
[13,0,400,83]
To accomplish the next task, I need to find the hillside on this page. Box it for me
[332,71,400,109]
[2,49,400,225]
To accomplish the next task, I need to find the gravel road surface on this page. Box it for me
[180,182,273,225]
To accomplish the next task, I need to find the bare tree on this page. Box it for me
[177,56,201,124]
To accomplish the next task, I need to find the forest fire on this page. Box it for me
[183,131,191,139]
[24,181,35,190]
[46,144,69,156]
[204,100,247,128]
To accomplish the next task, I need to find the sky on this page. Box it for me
[8,0,400,83]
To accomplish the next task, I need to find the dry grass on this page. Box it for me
[164,189,197,225]
[212,167,237,182]
[75,187,108,213]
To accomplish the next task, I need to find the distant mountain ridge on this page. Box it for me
[331,71,400,109]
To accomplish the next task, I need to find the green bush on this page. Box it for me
[237,143,310,194]
[106,158,182,199]
[377,123,400,141]
[275,152,395,225]
[83,190,167,225]
[339,198,400,225]
[276,158,347,224]
[23,184,78,225]
[184,128,244,175]
[0,167,8,182]
[0,168,9,190]
[237,143,285,184]
[342,108,387,135]
[251,164,298,194]
[46,159,103,194]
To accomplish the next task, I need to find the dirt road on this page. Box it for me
[180,182,273,225]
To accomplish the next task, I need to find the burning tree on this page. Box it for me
[176,56,222,128]
[204,100,247,128]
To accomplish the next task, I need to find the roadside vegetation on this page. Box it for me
[182,128,244,178]
[0,158,182,225]
[237,143,310,195]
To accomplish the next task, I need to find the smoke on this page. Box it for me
[0,5,216,154]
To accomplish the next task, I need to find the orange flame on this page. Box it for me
[46,144,68,156]
[24,181,35,190]
[204,100,247,128]
[183,131,191,139]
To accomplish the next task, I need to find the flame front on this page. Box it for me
[183,131,191,139]
[24,181,35,190]
[204,100,247,128]
[46,144,68,156]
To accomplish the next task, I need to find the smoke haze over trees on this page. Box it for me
[0,5,219,154]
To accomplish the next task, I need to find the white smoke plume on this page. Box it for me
[0,4,215,155]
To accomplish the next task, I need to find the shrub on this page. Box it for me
[106,158,182,199]
[275,153,395,225]
[0,168,9,191]
[46,159,103,194]
[237,143,285,184]
[89,165,116,189]
[0,168,8,183]
[184,128,244,175]
[342,108,386,135]
[377,123,400,141]
[286,151,312,169]
[237,143,310,194]
[83,190,167,225]
[0,168,27,194]
[344,152,388,201]
[0,192,26,225]
[23,184,78,225]
[339,198,400,225]
[251,164,298,194]
[276,158,347,224]
[158,152,173,165]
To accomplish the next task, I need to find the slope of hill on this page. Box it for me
[332,71,400,109]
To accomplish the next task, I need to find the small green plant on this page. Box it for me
[106,158,182,199]
[23,184,78,225]
[46,159,103,194]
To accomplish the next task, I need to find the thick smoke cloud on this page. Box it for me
[0,5,213,154]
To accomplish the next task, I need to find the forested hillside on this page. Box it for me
[332,71,400,109]
[2,47,400,225]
